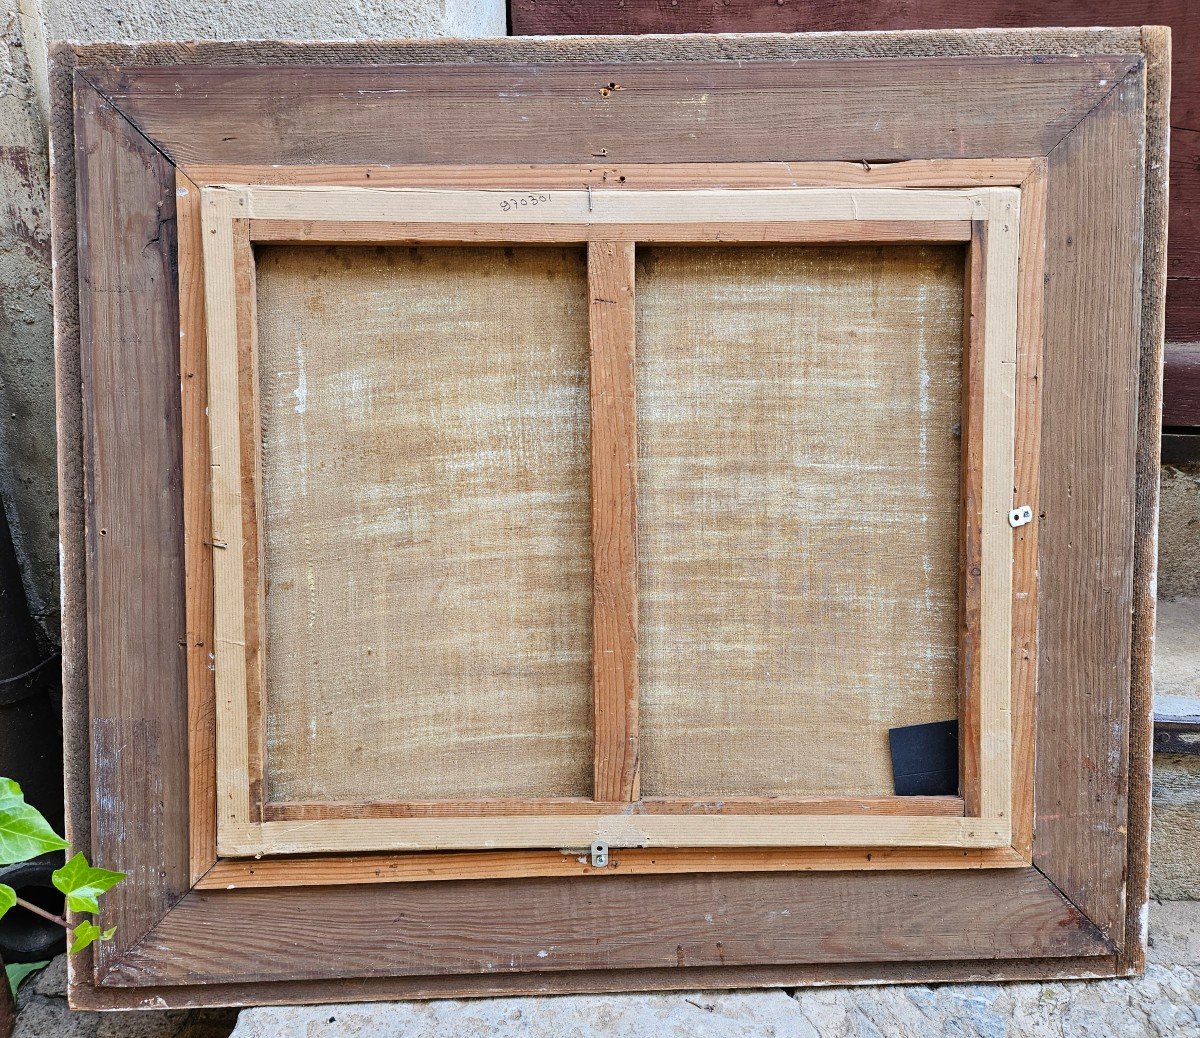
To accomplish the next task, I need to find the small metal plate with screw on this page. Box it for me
[589,841,610,868]
[1008,505,1033,529]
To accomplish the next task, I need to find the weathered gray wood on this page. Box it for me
[1034,69,1148,945]
[79,58,1135,168]
[104,868,1110,987]
[1120,23,1171,976]
[73,75,191,978]
[51,32,1161,1005]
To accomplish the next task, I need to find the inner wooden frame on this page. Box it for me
[198,178,1027,860]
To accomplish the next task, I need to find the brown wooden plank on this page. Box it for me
[1010,159,1048,861]
[1168,103,1200,281]
[232,221,266,820]
[1164,343,1200,425]
[79,57,1135,168]
[177,171,218,884]
[74,76,191,978]
[195,845,1028,890]
[188,159,1039,190]
[262,795,964,821]
[509,2,1193,330]
[248,218,974,245]
[202,189,258,837]
[509,0,1171,38]
[1035,69,1146,944]
[1119,22,1171,976]
[589,240,639,802]
[104,868,1110,987]
[71,947,1135,1011]
[1166,280,1200,342]
[959,221,986,816]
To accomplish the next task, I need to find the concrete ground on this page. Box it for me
[12,901,1199,1037]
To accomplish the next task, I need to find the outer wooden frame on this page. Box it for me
[52,29,1166,1007]
[200,183,1019,858]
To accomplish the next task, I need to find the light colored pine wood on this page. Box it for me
[589,241,640,802]
[184,159,1039,190]
[263,795,964,821]
[977,188,1020,823]
[177,172,218,884]
[237,185,995,225]
[247,218,972,245]
[194,843,1029,890]
[219,813,1010,856]
[1009,160,1047,861]
[201,187,254,835]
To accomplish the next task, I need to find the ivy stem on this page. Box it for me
[14,896,69,931]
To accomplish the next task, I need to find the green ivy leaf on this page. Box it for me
[69,920,98,954]
[52,852,125,914]
[0,778,68,865]
[68,921,117,954]
[70,920,98,954]
[5,960,49,998]
[0,882,15,920]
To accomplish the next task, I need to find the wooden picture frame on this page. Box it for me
[199,181,1021,859]
[51,28,1167,1007]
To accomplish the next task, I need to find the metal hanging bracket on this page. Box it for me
[589,841,610,868]
[1009,505,1034,529]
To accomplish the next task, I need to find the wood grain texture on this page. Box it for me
[248,218,974,245]
[253,244,593,804]
[80,58,1135,168]
[52,35,1158,1001]
[74,77,191,978]
[194,843,1026,890]
[184,160,1040,191]
[196,173,1023,854]
[1010,160,1047,860]
[176,172,218,884]
[505,1,1189,336]
[1163,343,1200,425]
[261,795,963,821]
[976,190,1019,825]
[1035,71,1147,944]
[1166,277,1200,342]
[1119,22,1171,975]
[71,947,1136,1009]
[221,813,1009,857]
[105,868,1108,987]
[240,186,988,224]
[510,0,1173,38]
[50,45,100,998]
[200,189,254,838]
[589,241,639,801]
[959,222,986,816]
[232,220,267,822]
[70,948,1131,1009]
[635,243,963,797]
